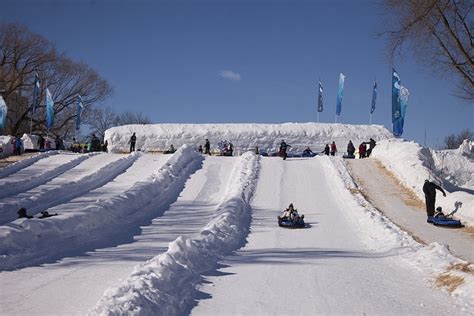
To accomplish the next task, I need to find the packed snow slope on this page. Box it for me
[191,156,472,315]
[105,122,393,153]
[373,139,474,226]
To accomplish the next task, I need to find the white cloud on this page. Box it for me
[219,70,242,81]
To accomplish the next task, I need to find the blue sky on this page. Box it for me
[2,0,472,147]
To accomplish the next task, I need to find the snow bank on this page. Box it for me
[90,152,260,316]
[104,123,393,154]
[0,135,14,156]
[0,146,203,270]
[324,156,474,302]
[21,133,58,150]
[0,150,59,178]
[372,139,474,226]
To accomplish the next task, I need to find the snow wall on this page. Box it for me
[104,123,394,154]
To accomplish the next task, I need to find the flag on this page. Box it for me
[0,95,7,130]
[392,69,403,136]
[46,88,54,130]
[32,71,41,114]
[370,80,377,114]
[76,95,84,130]
[396,85,410,136]
[317,81,323,112]
[336,73,345,116]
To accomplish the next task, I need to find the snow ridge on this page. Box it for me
[90,152,260,316]
[0,151,59,179]
[325,156,474,303]
[0,146,203,270]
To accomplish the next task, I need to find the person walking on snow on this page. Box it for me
[347,140,355,156]
[358,143,366,159]
[322,144,330,155]
[330,141,337,156]
[423,179,446,222]
[366,138,376,157]
[129,132,137,152]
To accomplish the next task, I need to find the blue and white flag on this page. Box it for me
[317,81,323,112]
[76,95,84,131]
[396,85,409,136]
[392,69,403,136]
[370,80,377,114]
[336,73,345,116]
[0,95,7,130]
[32,71,41,114]
[46,88,54,130]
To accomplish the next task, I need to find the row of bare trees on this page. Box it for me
[0,23,113,137]
[382,0,473,101]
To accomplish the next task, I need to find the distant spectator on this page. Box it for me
[102,140,108,152]
[330,141,337,156]
[38,135,45,151]
[14,136,23,155]
[228,142,234,156]
[17,207,32,219]
[55,136,64,150]
[255,146,259,155]
[198,145,203,153]
[366,138,376,157]
[90,134,101,152]
[204,139,211,155]
[129,132,137,152]
[358,143,366,159]
[347,140,355,156]
[323,144,330,156]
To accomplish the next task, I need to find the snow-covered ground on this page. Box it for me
[104,123,393,154]
[0,123,472,315]
[372,139,474,226]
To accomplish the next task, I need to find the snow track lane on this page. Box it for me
[0,151,59,179]
[0,156,239,315]
[0,152,92,199]
[0,148,198,270]
[191,157,469,315]
[0,153,138,225]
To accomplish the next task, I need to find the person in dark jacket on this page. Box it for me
[347,141,355,156]
[279,140,290,160]
[129,133,137,152]
[366,138,376,157]
[204,139,211,155]
[38,135,45,151]
[17,207,33,219]
[423,180,446,221]
[322,144,330,155]
[39,211,58,219]
[302,147,314,157]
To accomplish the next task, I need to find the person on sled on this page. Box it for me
[279,140,290,160]
[278,203,303,223]
[302,147,314,157]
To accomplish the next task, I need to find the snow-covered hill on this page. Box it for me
[104,123,393,153]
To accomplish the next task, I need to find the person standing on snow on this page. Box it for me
[279,140,290,160]
[423,179,446,222]
[330,141,337,156]
[358,142,366,159]
[204,139,211,155]
[129,132,137,152]
[322,144,330,155]
[366,138,376,157]
[347,140,355,156]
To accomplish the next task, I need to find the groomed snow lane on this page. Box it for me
[0,156,239,315]
[191,156,469,315]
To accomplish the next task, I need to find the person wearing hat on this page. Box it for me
[423,179,446,222]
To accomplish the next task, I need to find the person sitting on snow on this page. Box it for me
[17,207,33,219]
[302,147,314,157]
[279,203,295,220]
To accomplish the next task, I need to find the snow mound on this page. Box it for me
[0,146,203,270]
[325,156,474,302]
[90,152,260,316]
[372,139,474,226]
[104,123,393,154]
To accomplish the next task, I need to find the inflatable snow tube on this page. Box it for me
[428,216,464,228]
[278,217,306,228]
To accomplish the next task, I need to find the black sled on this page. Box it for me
[278,215,305,228]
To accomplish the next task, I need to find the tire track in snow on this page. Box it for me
[0,151,59,179]
[0,153,139,225]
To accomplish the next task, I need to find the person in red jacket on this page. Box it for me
[330,141,337,156]
[358,143,366,159]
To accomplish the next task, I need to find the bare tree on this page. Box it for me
[116,111,152,125]
[381,0,473,100]
[0,23,112,136]
[87,105,119,140]
[443,128,472,148]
